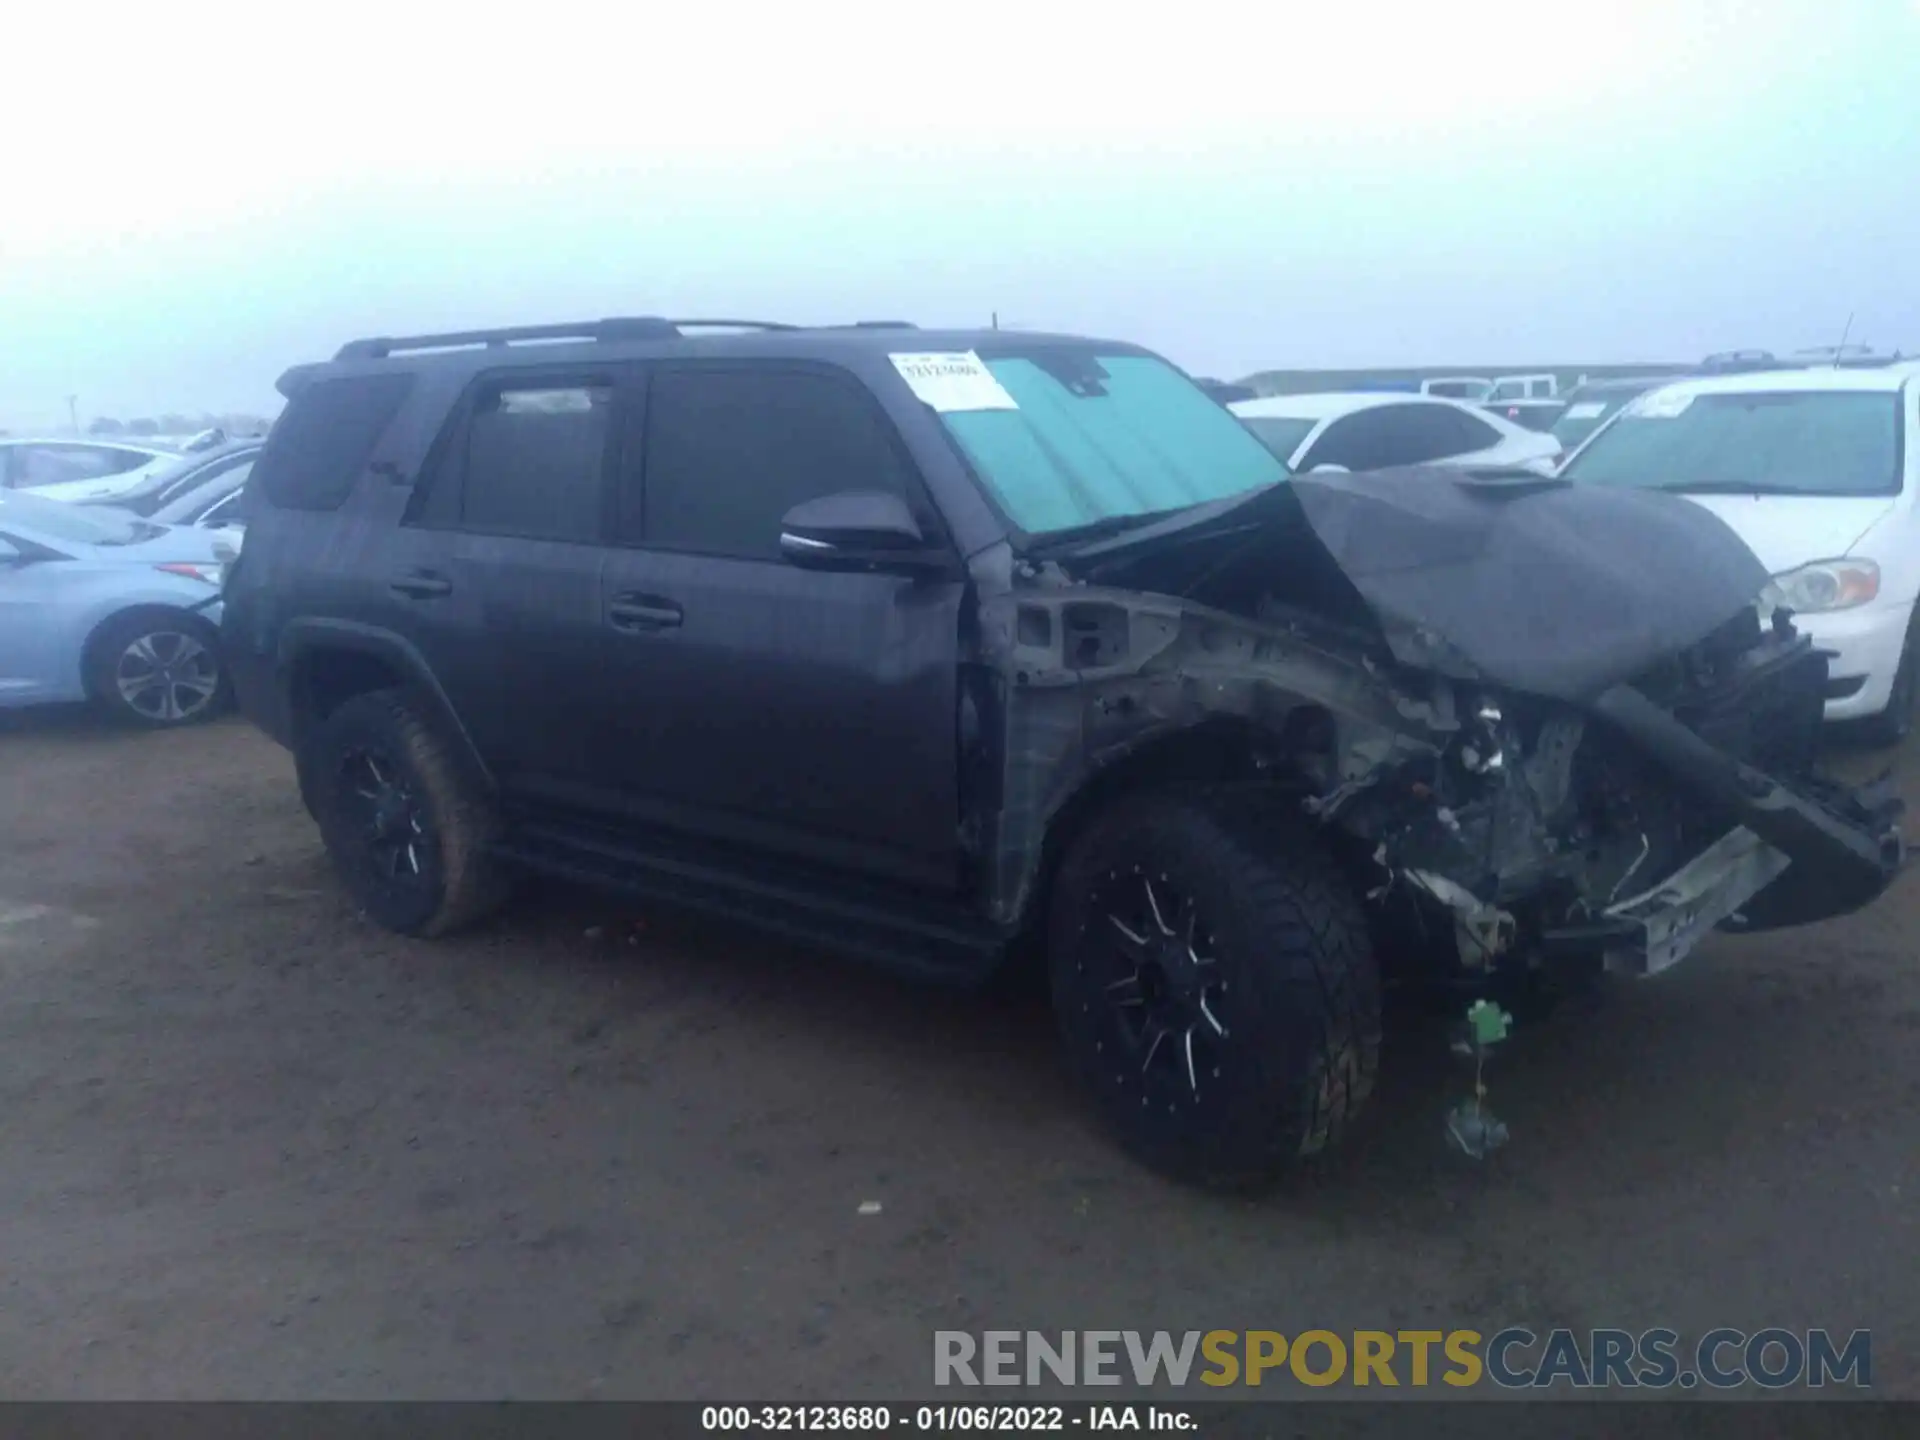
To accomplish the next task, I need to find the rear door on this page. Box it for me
[392,367,628,791]
[587,360,966,891]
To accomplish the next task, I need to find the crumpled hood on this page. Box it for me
[1059,466,1774,704]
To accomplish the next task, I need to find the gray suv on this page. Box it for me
[222,316,1903,1188]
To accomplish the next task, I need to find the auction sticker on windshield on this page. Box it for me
[1565,401,1609,420]
[1630,391,1695,419]
[891,352,1019,412]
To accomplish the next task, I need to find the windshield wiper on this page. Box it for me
[1024,505,1203,556]
[1645,480,1833,497]
[1026,480,1293,559]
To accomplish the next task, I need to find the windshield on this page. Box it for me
[933,353,1289,535]
[0,489,166,546]
[1562,390,1903,497]
[1237,415,1319,462]
[154,457,255,511]
[153,468,253,524]
[1550,394,1637,449]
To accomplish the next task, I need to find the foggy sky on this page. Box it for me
[3,0,1917,430]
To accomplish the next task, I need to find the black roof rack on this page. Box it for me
[332,316,921,361]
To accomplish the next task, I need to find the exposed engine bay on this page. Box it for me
[1290,603,1874,977]
[973,465,1905,983]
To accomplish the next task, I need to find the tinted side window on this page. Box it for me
[256,373,413,511]
[14,444,143,486]
[458,383,613,542]
[1368,405,1475,466]
[1300,412,1388,471]
[1447,408,1503,452]
[632,367,914,559]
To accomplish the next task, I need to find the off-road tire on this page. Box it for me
[307,689,509,937]
[83,608,230,728]
[1047,791,1381,1191]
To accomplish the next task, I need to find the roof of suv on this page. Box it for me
[284,318,1154,392]
[1635,365,1920,401]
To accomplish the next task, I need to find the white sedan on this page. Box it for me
[1,438,179,496]
[1229,392,1563,475]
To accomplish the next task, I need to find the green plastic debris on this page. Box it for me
[1466,999,1513,1048]
[1446,1000,1516,1160]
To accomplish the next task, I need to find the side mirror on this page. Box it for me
[779,491,945,574]
[1307,463,1351,474]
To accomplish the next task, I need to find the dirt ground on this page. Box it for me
[1,708,1916,1402]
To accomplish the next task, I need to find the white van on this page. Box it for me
[1559,364,1920,739]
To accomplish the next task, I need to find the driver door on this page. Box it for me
[583,361,966,892]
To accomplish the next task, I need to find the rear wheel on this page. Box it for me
[84,610,228,728]
[1047,792,1381,1190]
[307,690,509,936]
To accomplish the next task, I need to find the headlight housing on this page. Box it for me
[1769,559,1880,614]
[154,562,223,586]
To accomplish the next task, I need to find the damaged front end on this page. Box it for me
[979,466,1905,990]
[1303,605,1903,982]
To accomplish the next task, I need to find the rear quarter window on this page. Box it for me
[255,373,414,511]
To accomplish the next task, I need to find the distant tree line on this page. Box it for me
[88,412,273,437]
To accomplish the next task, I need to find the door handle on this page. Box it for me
[390,570,453,599]
[608,594,683,631]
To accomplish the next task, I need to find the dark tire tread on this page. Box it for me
[1048,787,1381,1191]
[310,689,508,937]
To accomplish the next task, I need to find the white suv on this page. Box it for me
[1559,363,1920,740]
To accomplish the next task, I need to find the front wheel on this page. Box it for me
[84,610,229,728]
[1047,793,1381,1191]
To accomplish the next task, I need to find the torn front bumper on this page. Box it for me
[1535,682,1908,975]
[1543,827,1791,977]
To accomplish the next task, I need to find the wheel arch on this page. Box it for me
[1008,707,1337,942]
[279,620,495,802]
[79,602,221,699]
